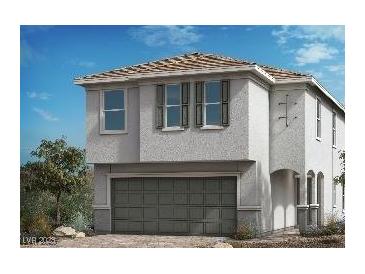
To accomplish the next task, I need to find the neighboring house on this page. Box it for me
[74,52,345,235]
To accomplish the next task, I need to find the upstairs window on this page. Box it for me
[156,83,190,129]
[166,84,181,127]
[101,90,126,133]
[195,80,230,128]
[204,81,221,126]
[316,98,322,139]
[332,111,337,147]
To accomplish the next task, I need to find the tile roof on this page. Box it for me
[75,52,310,83]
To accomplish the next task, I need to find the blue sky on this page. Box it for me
[20,25,345,163]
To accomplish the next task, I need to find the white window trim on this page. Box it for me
[163,83,184,130]
[332,111,337,148]
[316,97,322,141]
[100,89,128,134]
[203,80,222,127]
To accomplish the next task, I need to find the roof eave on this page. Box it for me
[73,65,276,86]
[276,77,345,112]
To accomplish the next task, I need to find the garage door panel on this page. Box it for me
[174,221,189,233]
[129,178,143,191]
[144,221,158,233]
[205,193,220,205]
[174,193,188,204]
[114,180,128,191]
[174,206,188,219]
[127,221,143,233]
[205,223,220,234]
[144,207,158,219]
[205,207,220,220]
[128,207,143,219]
[159,221,174,233]
[129,193,143,205]
[114,207,128,219]
[190,207,204,219]
[143,178,158,191]
[144,193,158,205]
[222,208,236,220]
[222,193,236,205]
[114,192,128,204]
[190,222,204,235]
[159,206,174,218]
[222,178,236,193]
[159,178,174,191]
[205,178,220,193]
[174,178,189,192]
[159,193,173,204]
[222,221,236,234]
[112,177,237,236]
[190,193,204,204]
[190,179,204,192]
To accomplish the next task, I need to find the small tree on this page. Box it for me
[21,137,88,226]
[334,150,345,187]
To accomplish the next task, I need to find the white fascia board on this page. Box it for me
[74,65,276,86]
[276,76,345,113]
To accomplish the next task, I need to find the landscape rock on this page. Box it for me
[53,226,77,237]
[74,232,85,238]
[213,242,233,248]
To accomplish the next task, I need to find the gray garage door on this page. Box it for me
[111,177,237,236]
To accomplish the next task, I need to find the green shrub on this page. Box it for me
[20,173,93,233]
[231,223,257,240]
[60,181,93,231]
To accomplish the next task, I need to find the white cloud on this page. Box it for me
[27,92,51,100]
[326,64,345,75]
[272,25,344,45]
[33,107,59,122]
[295,43,338,66]
[129,26,201,47]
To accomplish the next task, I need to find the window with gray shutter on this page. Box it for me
[195,81,204,127]
[156,84,164,128]
[181,82,190,127]
[221,80,230,126]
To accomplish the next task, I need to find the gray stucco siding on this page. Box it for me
[86,87,140,164]
[305,86,345,219]
[139,77,250,162]
[270,84,306,175]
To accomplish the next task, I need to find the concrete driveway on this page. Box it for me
[53,234,230,248]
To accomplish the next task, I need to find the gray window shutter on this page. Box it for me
[181,82,190,127]
[195,81,204,127]
[156,84,164,128]
[221,80,230,126]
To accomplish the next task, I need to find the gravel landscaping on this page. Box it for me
[21,230,345,248]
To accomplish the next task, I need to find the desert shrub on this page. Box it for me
[20,190,56,232]
[22,213,52,238]
[20,170,93,233]
[60,181,93,231]
[231,223,257,240]
[302,215,345,237]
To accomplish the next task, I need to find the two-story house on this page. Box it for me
[74,52,345,236]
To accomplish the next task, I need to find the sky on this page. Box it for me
[20,25,345,163]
